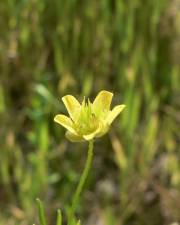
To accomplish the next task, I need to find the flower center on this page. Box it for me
[74,99,99,135]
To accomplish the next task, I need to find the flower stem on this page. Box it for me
[68,140,94,224]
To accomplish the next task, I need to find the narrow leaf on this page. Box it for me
[56,209,62,225]
[36,198,47,225]
[76,220,81,225]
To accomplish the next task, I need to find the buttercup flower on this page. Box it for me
[54,90,125,142]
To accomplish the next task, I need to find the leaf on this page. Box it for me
[36,198,47,225]
[76,220,81,225]
[56,209,62,225]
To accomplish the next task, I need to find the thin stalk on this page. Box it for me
[68,140,94,224]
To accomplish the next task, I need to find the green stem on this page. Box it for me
[68,140,94,224]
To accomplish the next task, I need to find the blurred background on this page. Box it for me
[0,0,180,224]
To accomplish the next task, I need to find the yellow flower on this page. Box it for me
[54,90,125,142]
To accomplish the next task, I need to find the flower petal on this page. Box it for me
[65,131,85,142]
[93,90,113,113]
[62,95,81,121]
[54,114,76,134]
[95,122,109,137]
[106,105,126,125]
[83,127,101,141]
[83,133,96,141]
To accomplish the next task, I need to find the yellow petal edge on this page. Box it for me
[93,90,113,112]
[62,95,81,121]
[107,104,126,125]
[65,131,84,142]
[54,114,76,134]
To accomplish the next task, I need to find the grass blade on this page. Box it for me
[56,209,62,225]
[36,198,47,225]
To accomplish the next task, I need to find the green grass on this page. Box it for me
[0,0,180,224]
